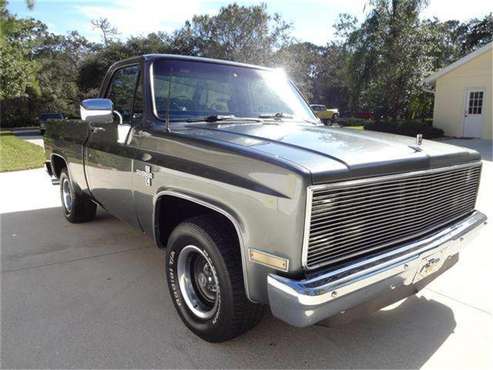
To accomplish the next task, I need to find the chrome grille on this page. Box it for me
[303,163,481,270]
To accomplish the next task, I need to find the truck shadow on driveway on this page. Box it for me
[1,206,456,369]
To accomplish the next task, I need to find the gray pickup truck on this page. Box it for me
[44,54,487,342]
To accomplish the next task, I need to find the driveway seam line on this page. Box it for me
[1,246,152,274]
[424,287,492,316]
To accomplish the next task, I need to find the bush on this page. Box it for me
[365,120,443,139]
[337,117,371,127]
[1,97,38,128]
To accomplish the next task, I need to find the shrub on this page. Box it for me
[365,119,443,139]
[337,117,371,127]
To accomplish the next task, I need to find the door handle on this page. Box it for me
[91,127,106,133]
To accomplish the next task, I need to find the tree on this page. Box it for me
[0,4,44,100]
[33,31,93,115]
[91,17,119,46]
[1,0,491,127]
[172,3,292,64]
[77,32,174,96]
[460,14,493,53]
[343,0,432,119]
[316,44,352,112]
[274,42,324,102]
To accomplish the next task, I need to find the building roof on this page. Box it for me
[424,41,493,86]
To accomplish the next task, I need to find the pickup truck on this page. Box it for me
[310,104,339,124]
[44,54,487,342]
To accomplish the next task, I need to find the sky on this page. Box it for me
[7,0,493,45]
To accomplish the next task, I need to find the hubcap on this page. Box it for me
[177,245,219,319]
[62,178,72,212]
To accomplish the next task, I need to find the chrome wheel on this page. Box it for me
[177,245,219,319]
[62,177,72,212]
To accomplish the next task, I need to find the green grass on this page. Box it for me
[0,132,45,172]
[345,125,365,130]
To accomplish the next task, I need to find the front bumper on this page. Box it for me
[267,211,487,327]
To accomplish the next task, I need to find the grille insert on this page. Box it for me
[303,163,481,270]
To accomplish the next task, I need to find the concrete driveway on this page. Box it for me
[1,139,492,369]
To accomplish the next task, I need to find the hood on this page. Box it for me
[180,123,480,184]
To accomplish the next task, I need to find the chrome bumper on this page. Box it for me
[267,211,487,327]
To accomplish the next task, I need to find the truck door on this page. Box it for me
[85,64,142,227]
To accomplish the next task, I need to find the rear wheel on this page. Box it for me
[166,215,264,342]
[59,169,97,223]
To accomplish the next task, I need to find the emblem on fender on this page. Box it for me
[136,165,153,186]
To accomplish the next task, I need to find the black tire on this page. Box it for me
[331,113,339,123]
[59,168,97,223]
[166,215,264,342]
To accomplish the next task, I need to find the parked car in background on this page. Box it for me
[310,104,339,124]
[38,113,64,134]
[43,55,486,342]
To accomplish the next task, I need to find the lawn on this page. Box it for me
[0,132,45,172]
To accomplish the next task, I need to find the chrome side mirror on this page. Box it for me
[80,98,114,124]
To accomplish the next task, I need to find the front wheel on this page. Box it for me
[59,169,97,223]
[331,113,339,123]
[166,215,264,342]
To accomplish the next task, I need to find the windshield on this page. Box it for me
[152,60,316,123]
[311,105,326,112]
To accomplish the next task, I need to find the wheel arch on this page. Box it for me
[153,190,253,302]
[50,153,68,178]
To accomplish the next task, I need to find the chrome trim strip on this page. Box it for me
[311,161,481,192]
[301,162,482,270]
[270,210,487,326]
[152,190,254,302]
[301,186,313,269]
[149,62,158,121]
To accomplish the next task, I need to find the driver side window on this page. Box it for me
[106,65,140,124]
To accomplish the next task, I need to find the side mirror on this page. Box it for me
[80,98,114,124]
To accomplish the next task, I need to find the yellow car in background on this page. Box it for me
[310,104,339,124]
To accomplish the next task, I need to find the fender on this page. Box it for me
[152,190,255,302]
[50,152,68,178]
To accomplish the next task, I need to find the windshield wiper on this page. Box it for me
[258,112,294,120]
[186,114,262,123]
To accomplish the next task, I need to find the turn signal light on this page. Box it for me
[248,249,289,272]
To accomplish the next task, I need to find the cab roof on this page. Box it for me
[111,54,273,71]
